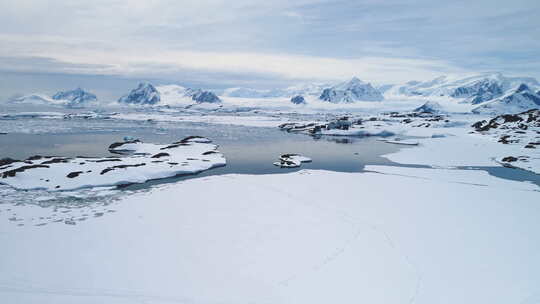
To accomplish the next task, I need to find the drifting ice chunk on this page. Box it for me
[273,154,312,168]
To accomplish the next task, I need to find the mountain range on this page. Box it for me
[10,88,97,107]
[385,72,539,102]
[6,72,540,114]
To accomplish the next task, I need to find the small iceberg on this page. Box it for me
[273,154,312,168]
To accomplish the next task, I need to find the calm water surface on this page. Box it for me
[0,116,538,192]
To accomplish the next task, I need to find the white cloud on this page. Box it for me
[0,0,538,86]
[0,33,467,84]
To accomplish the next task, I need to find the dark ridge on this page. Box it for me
[108,140,141,150]
[94,158,122,163]
[100,163,146,175]
[202,151,219,155]
[0,158,20,167]
[2,165,50,178]
[67,171,84,178]
[151,152,170,158]
[179,136,207,143]
[160,143,189,150]
[41,158,70,165]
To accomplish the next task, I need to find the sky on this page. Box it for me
[0,0,539,89]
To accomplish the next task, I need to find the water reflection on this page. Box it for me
[311,136,355,144]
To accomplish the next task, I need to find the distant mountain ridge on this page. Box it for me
[385,72,539,102]
[9,88,97,107]
[223,77,384,103]
[222,83,330,99]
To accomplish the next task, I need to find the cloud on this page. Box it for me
[0,33,467,84]
[0,0,538,86]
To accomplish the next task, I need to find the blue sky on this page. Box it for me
[0,0,539,88]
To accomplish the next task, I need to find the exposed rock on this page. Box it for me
[501,156,518,162]
[2,165,50,178]
[66,171,84,178]
[472,109,540,132]
[151,152,170,158]
[108,140,142,152]
[100,163,146,175]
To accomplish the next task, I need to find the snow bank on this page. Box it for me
[1,167,538,303]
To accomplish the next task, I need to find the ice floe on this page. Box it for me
[0,136,225,191]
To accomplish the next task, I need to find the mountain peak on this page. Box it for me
[119,82,160,105]
[344,77,366,87]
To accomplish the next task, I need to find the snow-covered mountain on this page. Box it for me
[119,83,221,106]
[9,94,57,105]
[52,88,97,106]
[319,77,384,103]
[157,84,197,105]
[386,73,539,104]
[472,84,540,114]
[118,82,161,105]
[9,88,97,107]
[192,90,221,103]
